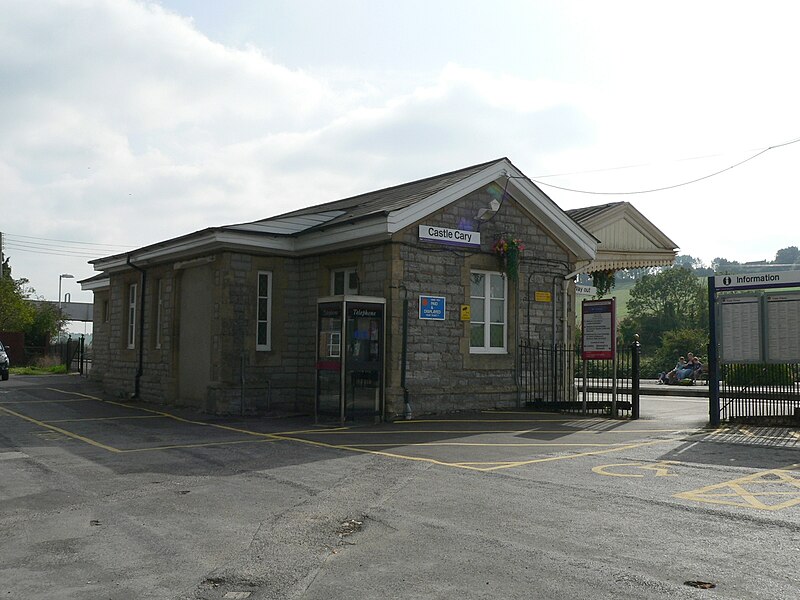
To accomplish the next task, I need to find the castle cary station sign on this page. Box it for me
[418,225,481,248]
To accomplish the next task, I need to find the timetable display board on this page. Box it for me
[719,296,761,363]
[766,293,800,363]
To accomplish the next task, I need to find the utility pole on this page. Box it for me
[0,231,4,279]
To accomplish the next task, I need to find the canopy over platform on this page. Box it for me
[566,202,678,274]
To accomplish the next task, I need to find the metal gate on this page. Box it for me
[718,362,800,421]
[519,342,640,418]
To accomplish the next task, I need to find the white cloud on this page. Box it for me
[3,0,798,304]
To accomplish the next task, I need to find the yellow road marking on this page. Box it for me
[406,418,607,423]
[295,428,690,435]
[45,415,166,423]
[0,405,122,453]
[675,464,800,511]
[47,389,282,440]
[13,388,679,472]
[0,398,92,404]
[476,440,674,472]
[348,442,628,448]
[593,460,679,478]
[119,438,279,453]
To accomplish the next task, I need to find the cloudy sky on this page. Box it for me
[3,0,799,313]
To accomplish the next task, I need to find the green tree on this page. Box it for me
[619,267,707,348]
[774,246,800,268]
[0,259,65,348]
[0,268,35,332]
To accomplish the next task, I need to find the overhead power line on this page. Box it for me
[530,135,800,195]
[2,232,135,260]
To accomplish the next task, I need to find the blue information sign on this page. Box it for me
[419,295,446,320]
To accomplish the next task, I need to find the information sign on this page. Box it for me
[419,295,446,320]
[582,298,615,360]
[714,270,800,291]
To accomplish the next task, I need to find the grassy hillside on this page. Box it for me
[575,283,632,325]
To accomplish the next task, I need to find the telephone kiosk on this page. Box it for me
[315,296,385,424]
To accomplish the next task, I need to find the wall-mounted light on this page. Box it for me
[476,198,501,221]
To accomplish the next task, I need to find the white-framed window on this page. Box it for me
[256,271,272,351]
[331,267,358,295]
[127,283,137,349]
[155,279,163,349]
[469,270,507,353]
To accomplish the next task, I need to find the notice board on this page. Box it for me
[582,298,615,360]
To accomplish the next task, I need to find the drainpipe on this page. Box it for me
[127,254,146,399]
[400,287,412,420]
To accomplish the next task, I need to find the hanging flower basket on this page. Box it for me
[492,237,525,280]
[592,269,616,297]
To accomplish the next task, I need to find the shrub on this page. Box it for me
[722,363,795,386]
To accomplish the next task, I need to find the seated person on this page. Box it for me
[676,355,702,381]
[659,356,686,384]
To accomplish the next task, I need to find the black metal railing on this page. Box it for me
[520,342,640,418]
[719,362,800,421]
[24,335,89,375]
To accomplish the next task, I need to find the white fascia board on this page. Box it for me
[502,170,597,261]
[80,277,110,291]
[385,159,596,262]
[92,230,294,272]
[386,161,512,232]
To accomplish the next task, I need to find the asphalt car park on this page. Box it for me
[0,377,706,471]
[2,376,799,600]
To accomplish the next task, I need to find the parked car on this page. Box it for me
[0,341,9,380]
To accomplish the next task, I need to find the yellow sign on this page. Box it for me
[534,291,552,303]
[460,304,471,321]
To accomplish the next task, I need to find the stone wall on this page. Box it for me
[385,184,572,418]
[89,183,575,418]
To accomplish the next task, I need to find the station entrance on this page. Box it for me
[315,296,385,424]
[708,270,800,425]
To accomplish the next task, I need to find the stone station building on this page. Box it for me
[81,158,676,421]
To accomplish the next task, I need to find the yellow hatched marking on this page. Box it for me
[675,464,800,511]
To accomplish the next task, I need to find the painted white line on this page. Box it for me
[0,451,29,460]
[675,442,699,455]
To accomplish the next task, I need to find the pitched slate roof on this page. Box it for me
[565,201,678,272]
[87,157,598,273]
[565,202,623,224]
[226,159,504,236]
